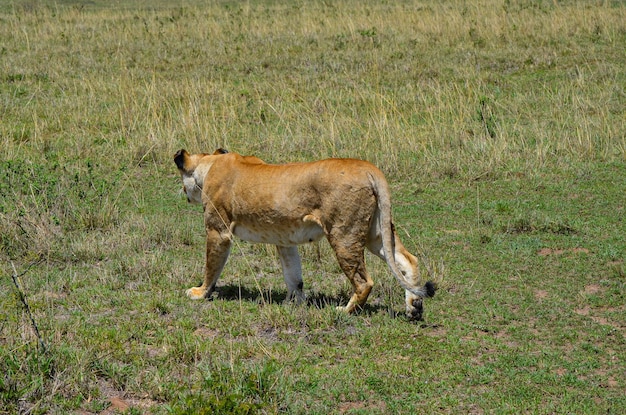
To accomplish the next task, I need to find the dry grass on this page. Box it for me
[1,0,624,176]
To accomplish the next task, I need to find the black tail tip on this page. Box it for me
[425,281,436,298]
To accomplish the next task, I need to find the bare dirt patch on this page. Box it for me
[422,324,447,337]
[339,400,387,414]
[575,304,625,334]
[583,284,602,295]
[606,377,619,388]
[537,247,589,256]
[193,327,221,338]
[538,248,565,256]
[590,310,625,334]
[87,379,159,415]
[575,306,591,316]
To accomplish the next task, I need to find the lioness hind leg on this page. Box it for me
[276,245,305,304]
[187,229,231,300]
[329,238,373,314]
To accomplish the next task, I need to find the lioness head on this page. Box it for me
[174,148,228,204]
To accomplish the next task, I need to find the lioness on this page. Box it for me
[174,148,435,320]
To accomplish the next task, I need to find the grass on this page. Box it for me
[1,0,625,413]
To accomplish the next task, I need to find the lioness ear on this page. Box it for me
[213,148,229,155]
[174,149,189,171]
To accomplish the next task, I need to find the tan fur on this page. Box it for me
[174,149,435,320]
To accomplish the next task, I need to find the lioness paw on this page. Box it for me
[336,305,358,314]
[406,298,424,321]
[186,287,208,300]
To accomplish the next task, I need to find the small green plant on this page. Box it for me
[168,362,279,415]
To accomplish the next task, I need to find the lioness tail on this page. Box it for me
[367,172,435,299]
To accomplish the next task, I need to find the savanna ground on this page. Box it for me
[1,0,625,413]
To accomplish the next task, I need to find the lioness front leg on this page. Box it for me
[366,234,436,320]
[276,245,305,304]
[187,228,232,300]
[394,240,436,320]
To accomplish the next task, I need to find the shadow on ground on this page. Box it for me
[208,283,407,319]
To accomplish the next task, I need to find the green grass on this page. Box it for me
[1,0,625,413]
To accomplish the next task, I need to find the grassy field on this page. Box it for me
[1,0,625,413]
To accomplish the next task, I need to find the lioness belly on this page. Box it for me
[232,221,324,246]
